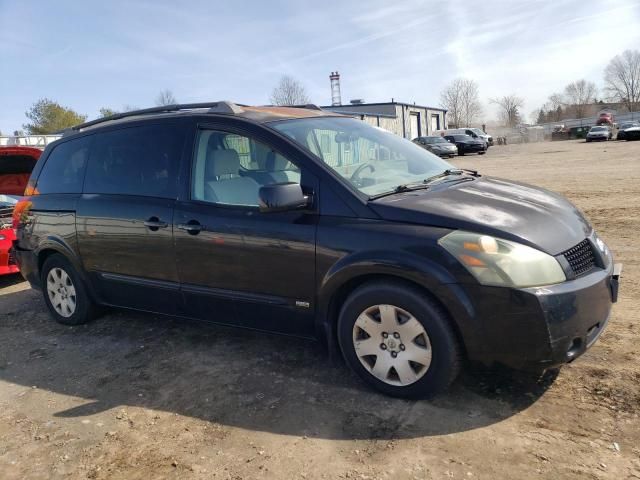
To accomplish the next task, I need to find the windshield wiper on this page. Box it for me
[369,169,480,201]
[369,182,431,200]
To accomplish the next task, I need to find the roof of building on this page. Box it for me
[321,101,447,113]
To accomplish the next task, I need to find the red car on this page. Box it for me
[596,112,614,126]
[0,146,41,275]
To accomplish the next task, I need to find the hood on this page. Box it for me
[369,176,591,255]
[588,130,608,135]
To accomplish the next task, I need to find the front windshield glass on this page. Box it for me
[471,128,485,135]
[591,127,606,131]
[272,117,452,197]
[425,137,448,144]
[0,194,19,208]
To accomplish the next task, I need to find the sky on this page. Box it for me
[1,0,639,133]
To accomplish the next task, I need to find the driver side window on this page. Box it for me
[192,130,301,206]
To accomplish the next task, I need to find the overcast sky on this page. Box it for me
[1,0,639,133]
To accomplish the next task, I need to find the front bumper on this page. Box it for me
[464,261,621,371]
[434,148,457,157]
[587,135,608,141]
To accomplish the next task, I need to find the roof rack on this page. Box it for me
[69,101,245,132]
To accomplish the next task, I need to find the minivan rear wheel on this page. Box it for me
[338,281,461,398]
[41,254,98,326]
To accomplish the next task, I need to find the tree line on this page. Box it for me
[440,49,639,128]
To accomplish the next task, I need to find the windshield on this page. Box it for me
[471,128,486,135]
[0,194,19,208]
[590,127,607,131]
[451,135,472,141]
[425,137,448,144]
[271,117,452,197]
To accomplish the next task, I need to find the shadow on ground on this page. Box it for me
[0,286,558,440]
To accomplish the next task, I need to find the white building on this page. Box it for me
[322,101,447,140]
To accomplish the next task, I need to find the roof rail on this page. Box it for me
[70,101,245,132]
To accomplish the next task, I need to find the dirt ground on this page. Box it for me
[1,139,639,480]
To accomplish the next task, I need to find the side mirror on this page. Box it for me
[259,183,310,213]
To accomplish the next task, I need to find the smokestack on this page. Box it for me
[330,71,342,106]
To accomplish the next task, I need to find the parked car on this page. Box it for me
[413,136,458,157]
[623,126,640,141]
[596,112,614,126]
[0,146,41,275]
[443,134,486,155]
[616,122,640,140]
[14,102,621,398]
[436,129,492,149]
[585,126,611,142]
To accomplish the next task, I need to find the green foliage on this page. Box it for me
[99,107,119,118]
[24,98,87,134]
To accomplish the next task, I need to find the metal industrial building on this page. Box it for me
[322,101,447,140]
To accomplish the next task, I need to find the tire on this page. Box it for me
[478,151,486,155]
[41,254,99,326]
[338,281,462,398]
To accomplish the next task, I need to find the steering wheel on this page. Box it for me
[350,162,375,187]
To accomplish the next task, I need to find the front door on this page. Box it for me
[76,122,187,314]
[174,127,317,336]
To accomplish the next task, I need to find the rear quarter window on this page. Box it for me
[36,137,90,194]
[84,124,185,198]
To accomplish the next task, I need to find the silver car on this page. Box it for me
[586,126,611,142]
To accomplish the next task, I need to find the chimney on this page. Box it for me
[330,71,342,106]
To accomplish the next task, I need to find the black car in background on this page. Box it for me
[617,122,640,140]
[413,135,458,158]
[443,134,486,155]
[14,103,621,399]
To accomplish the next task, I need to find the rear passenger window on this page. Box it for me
[36,136,90,194]
[84,124,184,198]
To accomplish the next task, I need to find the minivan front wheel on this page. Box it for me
[338,281,461,398]
[41,254,98,326]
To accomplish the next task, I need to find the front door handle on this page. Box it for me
[177,220,204,235]
[144,217,168,231]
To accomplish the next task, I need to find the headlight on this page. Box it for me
[593,233,608,257]
[438,231,566,287]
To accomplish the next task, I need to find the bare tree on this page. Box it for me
[440,78,482,128]
[604,50,640,112]
[564,79,597,118]
[156,89,177,106]
[490,95,524,128]
[269,75,310,106]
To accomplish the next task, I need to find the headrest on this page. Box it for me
[265,151,289,171]
[207,149,240,177]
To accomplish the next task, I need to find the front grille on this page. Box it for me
[562,239,596,276]
[7,248,16,266]
[0,206,13,219]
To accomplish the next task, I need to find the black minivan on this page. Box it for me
[14,102,621,398]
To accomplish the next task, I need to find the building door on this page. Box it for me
[431,114,440,133]
[409,113,421,140]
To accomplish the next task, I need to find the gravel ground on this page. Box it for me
[1,138,639,479]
